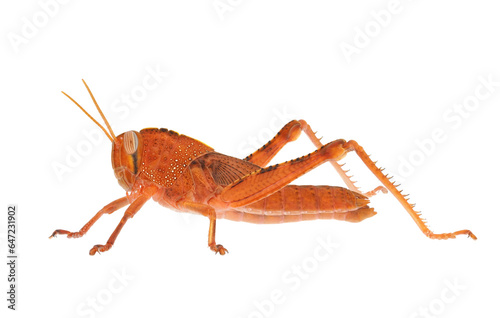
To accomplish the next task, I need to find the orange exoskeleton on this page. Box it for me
[50,80,477,255]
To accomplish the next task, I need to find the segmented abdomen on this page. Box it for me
[243,185,368,214]
[217,185,376,224]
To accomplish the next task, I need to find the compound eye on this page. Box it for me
[123,131,139,155]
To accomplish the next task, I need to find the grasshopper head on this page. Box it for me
[111,131,143,191]
[62,80,144,191]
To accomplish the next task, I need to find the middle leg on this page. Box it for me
[177,200,228,255]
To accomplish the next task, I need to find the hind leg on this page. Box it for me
[244,119,386,197]
[342,140,476,240]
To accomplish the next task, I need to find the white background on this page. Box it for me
[1,1,499,317]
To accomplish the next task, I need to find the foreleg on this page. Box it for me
[89,187,156,255]
[50,196,129,239]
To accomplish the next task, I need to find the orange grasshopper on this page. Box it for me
[50,80,476,255]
